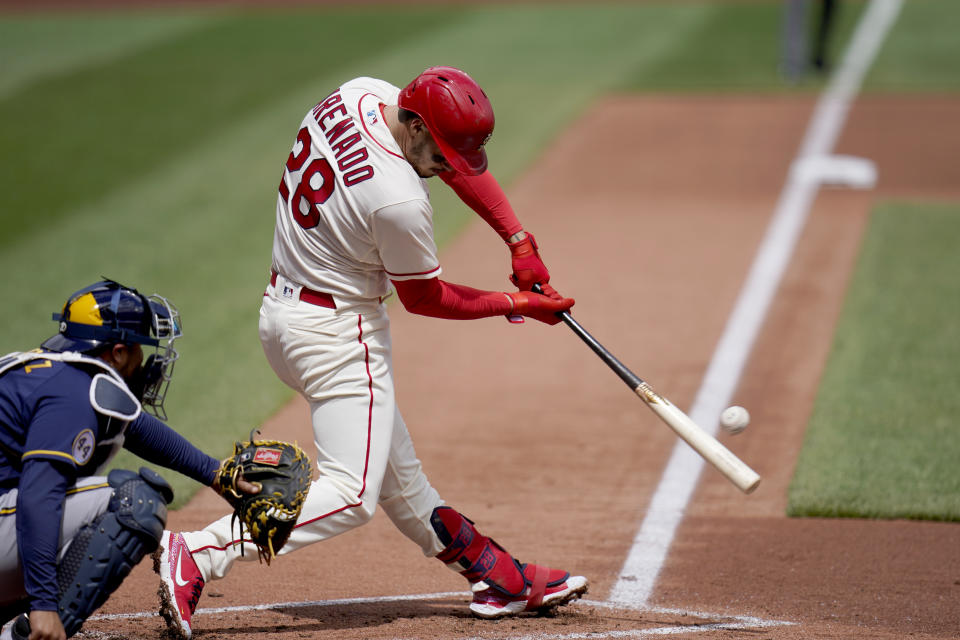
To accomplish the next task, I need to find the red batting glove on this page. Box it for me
[507,291,574,326]
[508,232,562,300]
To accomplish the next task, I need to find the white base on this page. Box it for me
[790,154,877,189]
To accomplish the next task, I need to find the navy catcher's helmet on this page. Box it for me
[42,279,182,418]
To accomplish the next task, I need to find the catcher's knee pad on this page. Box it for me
[430,507,526,596]
[55,467,172,635]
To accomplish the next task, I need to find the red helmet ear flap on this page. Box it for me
[398,66,494,175]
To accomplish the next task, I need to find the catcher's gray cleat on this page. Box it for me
[154,531,204,640]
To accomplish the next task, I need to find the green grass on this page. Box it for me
[787,202,960,521]
[865,0,960,91]
[0,3,714,505]
[624,0,864,91]
[0,1,957,508]
[785,0,960,521]
[0,7,455,245]
[0,11,218,100]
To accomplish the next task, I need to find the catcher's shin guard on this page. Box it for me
[55,468,172,635]
[430,506,526,596]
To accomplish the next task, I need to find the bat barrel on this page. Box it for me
[537,284,761,494]
[642,391,761,494]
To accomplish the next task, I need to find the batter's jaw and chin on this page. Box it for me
[385,103,458,179]
[401,124,453,178]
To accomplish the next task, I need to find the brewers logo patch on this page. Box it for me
[72,429,95,465]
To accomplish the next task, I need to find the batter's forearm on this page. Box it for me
[439,170,523,241]
[392,277,512,320]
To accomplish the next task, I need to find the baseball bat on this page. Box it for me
[535,285,761,494]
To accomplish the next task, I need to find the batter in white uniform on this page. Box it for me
[156,67,585,639]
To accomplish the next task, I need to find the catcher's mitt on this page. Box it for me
[216,429,311,563]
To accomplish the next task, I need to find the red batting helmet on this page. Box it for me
[398,66,494,176]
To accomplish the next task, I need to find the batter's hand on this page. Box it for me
[508,232,562,300]
[507,291,574,326]
[28,610,66,640]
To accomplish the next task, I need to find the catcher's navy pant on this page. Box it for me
[0,478,113,609]
[184,282,445,581]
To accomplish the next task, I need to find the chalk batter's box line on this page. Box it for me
[84,592,796,638]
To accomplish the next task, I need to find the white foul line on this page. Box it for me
[607,0,903,607]
[83,595,794,639]
[87,591,467,621]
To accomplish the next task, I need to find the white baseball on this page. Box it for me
[720,406,750,434]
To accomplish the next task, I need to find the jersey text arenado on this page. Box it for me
[311,91,374,186]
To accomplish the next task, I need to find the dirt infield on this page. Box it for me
[86,94,960,639]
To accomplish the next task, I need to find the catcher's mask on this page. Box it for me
[398,66,494,176]
[41,279,182,419]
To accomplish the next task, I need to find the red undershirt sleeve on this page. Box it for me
[392,277,513,320]
[439,170,523,241]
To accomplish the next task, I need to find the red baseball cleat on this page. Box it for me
[154,531,204,640]
[469,564,588,619]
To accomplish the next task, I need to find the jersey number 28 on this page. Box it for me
[279,126,334,229]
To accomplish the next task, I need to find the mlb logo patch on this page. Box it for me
[253,448,282,465]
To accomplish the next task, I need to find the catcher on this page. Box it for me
[0,281,282,640]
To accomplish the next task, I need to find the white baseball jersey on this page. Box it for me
[271,77,442,302]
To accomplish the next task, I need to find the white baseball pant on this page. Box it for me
[184,277,446,581]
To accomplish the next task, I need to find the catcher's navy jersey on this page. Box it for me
[0,353,219,611]
[0,358,115,488]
